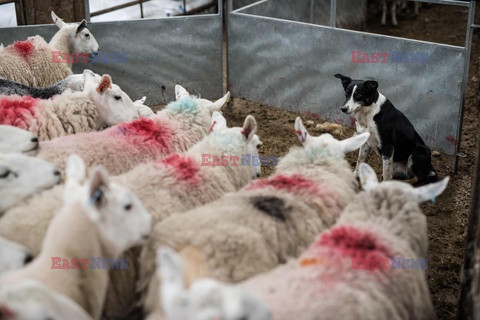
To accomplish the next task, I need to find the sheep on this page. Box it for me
[381,0,420,26]
[0,12,99,88]
[0,279,93,320]
[0,125,39,155]
[234,163,447,320]
[0,112,261,319]
[0,153,60,214]
[138,117,370,314]
[36,85,230,176]
[0,155,152,320]
[0,236,32,276]
[145,247,271,320]
[0,70,141,140]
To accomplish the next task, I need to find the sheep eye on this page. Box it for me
[114,96,122,101]
[0,170,12,179]
[256,145,261,150]
[85,33,90,38]
[124,204,132,211]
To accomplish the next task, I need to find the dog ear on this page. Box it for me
[334,74,352,90]
[365,80,378,92]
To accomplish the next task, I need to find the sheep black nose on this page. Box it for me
[53,170,61,176]
[24,253,33,264]
[31,137,38,143]
[341,106,349,113]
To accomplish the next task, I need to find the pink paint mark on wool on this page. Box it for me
[116,118,172,151]
[0,95,38,129]
[159,154,201,185]
[317,225,392,272]
[12,40,34,59]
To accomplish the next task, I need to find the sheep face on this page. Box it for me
[0,125,39,155]
[83,71,139,126]
[0,237,32,276]
[210,112,262,179]
[0,280,92,320]
[157,247,271,320]
[51,11,99,55]
[0,154,60,213]
[294,116,370,160]
[65,155,152,255]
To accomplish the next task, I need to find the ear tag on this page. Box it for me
[295,130,306,143]
[89,188,103,206]
[209,121,217,132]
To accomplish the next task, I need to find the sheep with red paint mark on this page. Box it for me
[230,164,448,320]
[35,85,230,177]
[0,11,99,88]
[139,117,369,316]
[0,113,260,319]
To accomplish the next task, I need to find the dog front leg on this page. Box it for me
[381,0,387,25]
[354,143,371,176]
[382,155,394,181]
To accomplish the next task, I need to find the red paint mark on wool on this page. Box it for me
[0,95,38,128]
[12,40,34,58]
[317,225,392,271]
[246,174,318,194]
[160,154,201,184]
[117,118,171,151]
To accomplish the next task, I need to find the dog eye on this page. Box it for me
[124,204,132,211]
[114,96,122,101]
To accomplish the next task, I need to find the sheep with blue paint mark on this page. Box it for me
[137,117,369,315]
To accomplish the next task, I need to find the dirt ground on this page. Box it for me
[220,3,480,319]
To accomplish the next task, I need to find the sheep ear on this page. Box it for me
[135,96,147,105]
[157,247,184,281]
[65,154,86,186]
[410,177,449,203]
[51,11,65,28]
[86,166,110,216]
[76,20,87,35]
[339,132,370,154]
[209,92,230,113]
[175,85,189,100]
[358,163,379,190]
[210,111,227,132]
[294,117,310,145]
[96,75,112,94]
[242,115,257,142]
[334,73,352,90]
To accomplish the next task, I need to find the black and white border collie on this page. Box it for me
[334,73,438,186]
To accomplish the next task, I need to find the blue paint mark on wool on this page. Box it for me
[166,96,200,115]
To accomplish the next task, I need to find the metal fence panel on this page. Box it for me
[0,13,223,105]
[228,4,465,155]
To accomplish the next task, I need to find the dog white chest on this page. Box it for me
[354,97,384,155]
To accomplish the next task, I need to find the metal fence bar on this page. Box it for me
[84,0,91,22]
[408,0,470,7]
[454,0,476,173]
[90,0,151,17]
[329,0,336,27]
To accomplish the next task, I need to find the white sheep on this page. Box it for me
[0,153,60,213]
[138,117,369,314]
[36,85,230,176]
[146,247,271,320]
[0,279,93,320]
[0,12,99,88]
[0,236,32,276]
[0,125,39,155]
[0,155,151,320]
[0,112,261,319]
[235,163,447,320]
[0,70,140,140]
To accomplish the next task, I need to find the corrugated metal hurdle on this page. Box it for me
[226,0,476,172]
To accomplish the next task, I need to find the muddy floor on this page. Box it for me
[221,3,479,319]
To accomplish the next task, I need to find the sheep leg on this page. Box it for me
[414,2,420,17]
[381,0,387,25]
[382,152,394,181]
[354,143,371,176]
[391,2,398,26]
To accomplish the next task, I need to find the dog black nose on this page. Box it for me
[24,253,33,264]
[341,106,349,113]
[31,137,38,143]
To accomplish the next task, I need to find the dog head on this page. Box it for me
[334,74,379,114]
